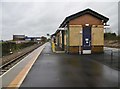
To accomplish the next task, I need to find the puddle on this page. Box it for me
[44,53,50,56]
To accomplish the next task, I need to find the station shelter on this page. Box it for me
[52,9,109,54]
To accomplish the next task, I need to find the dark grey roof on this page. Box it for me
[59,8,109,28]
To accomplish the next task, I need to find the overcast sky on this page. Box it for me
[0,0,119,40]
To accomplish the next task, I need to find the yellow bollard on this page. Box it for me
[52,42,55,52]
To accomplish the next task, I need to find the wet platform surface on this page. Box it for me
[20,43,119,87]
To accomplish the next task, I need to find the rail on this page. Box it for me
[0,43,44,75]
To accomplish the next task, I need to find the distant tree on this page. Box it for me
[118,35,120,40]
[47,34,50,36]
[104,32,117,40]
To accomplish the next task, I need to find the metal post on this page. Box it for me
[79,30,82,54]
[111,50,113,65]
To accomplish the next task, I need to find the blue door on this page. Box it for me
[82,26,91,53]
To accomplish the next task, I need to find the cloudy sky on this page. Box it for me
[0,0,119,40]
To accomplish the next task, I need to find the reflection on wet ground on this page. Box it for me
[87,51,119,71]
[21,43,119,87]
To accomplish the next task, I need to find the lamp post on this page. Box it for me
[79,30,82,54]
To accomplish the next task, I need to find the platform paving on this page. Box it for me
[1,43,46,88]
[20,43,119,87]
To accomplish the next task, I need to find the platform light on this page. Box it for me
[85,24,89,26]
[57,27,67,31]
[104,23,110,33]
[104,24,110,29]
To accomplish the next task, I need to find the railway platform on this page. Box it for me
[1,42,119,88]
[21,43,118,87]
[1,43,47,88]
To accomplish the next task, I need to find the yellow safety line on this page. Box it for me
[7,59,33,89]
[6,44,46,89]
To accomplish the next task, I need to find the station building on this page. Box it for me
[13,35,42,44]
[13,35,26,41]
[52,9,109,54]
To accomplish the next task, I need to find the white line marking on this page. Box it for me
[17,44,46,87]
[0,44,46,78]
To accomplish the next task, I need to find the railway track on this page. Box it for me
[0,43,44,76]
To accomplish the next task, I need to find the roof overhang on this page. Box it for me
[59,8,109,28]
